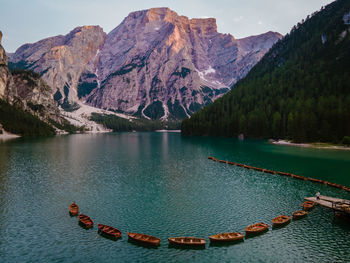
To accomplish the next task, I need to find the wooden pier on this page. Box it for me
[305,195,350,215]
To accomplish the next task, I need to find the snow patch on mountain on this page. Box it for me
[62,102,134,133]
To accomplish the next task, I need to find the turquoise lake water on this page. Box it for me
[0,132,350,262]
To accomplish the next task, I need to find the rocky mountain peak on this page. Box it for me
[126,7,184,24]
[145,7,178,22]
[8,8,281,120]
[0,33,7,66]
[9,25,106,109]
[124,8,218,36]
[65,25,104,44]
[0,31,13,99]
[190,18,218,35]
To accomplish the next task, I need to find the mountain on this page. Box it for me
[0,32,73,136]
[0,31,16,100]
[1,30,101,136]
[9,26,106,111]
[181,0,350,143]
[9,8,281,120]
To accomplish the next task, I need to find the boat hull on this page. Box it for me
[293,210,308,220]
[69,210,79,216]
[272,215,291,227]
[245,223,269,236]
[69,203,79,216]
[302,201,315,211]
[128,233,160,246]
[78,214,93,229]
[209,232,244,243]
[98,224,121,239]
[168,237,206,247]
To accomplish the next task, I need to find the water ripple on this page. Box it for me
[0,133,350,262]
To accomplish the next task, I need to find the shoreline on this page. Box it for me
[0,130,21,141]
[0,129,182,141]
[155,130,181,133]
[270,139,350,151]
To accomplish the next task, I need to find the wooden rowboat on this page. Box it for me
[128,232,160,246]
[245,222,269,235]
[78,214,93,229]
[209,232,244,243]
[168,237,206,247]
[272,215,291,227]
[98,224,121,239]
[69,202,79,216]
[293,210,308,219]
[302,201,315,211]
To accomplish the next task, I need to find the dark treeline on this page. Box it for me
[182,0,350,143]
[90,113,181,132]
[0,99,56,136]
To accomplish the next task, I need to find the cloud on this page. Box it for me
[258,21,263,25]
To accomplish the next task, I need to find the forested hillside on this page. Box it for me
[0,99,56,136]
[90,113,181,132]
[182,0,350,143]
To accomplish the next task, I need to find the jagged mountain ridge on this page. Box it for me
[9,7,282,120]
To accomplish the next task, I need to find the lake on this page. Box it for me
[0,132,350,262]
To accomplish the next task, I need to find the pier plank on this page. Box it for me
[305,195,350,211]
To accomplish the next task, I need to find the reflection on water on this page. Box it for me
[0,133,349,263]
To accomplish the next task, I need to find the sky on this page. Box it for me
[0,0,335,52]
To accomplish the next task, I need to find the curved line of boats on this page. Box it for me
[68,199,315,248]
[209,156,350,192]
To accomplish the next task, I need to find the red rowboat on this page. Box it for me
[98,224,121,239]
[209,232,244,243]
[128,232,160,246]
[293,210,308,219]
[168,237,206,247]
[69,202,79,216]
[245,222,269,235]
[272,215,291,227]
[302,201,315,211]
[78,214,93,229]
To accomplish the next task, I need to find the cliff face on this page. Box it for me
[0,32,70,133]
[9,8,282,120]
[0,31,16,100]
[11,70,63,122]
[9,26,106,109]
[85,8,281,119]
